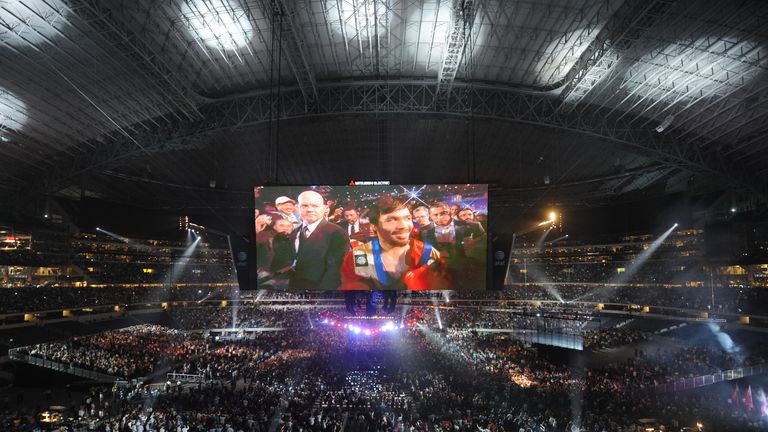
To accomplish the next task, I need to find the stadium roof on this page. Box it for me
[1,0,767,209]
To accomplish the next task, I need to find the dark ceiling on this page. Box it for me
[0,0,766,213]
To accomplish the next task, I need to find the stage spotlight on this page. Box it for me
[549,211,557,222]
[731,207,737,213]
[442,291,451,303]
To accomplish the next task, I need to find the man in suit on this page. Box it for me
[418,201,487,289]
[337,207,375,244]
[418,201,485,257]
[341,195,447,293]
[289,190,349,290]
[411,205,432,238]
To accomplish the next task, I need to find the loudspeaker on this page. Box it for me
[489,233,513,290]
[230,235,255,290]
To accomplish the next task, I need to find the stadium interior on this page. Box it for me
[1,0,768,430]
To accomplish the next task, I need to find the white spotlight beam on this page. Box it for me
[167,236,202,286]
[96,227,129,243]
[442,291,451,304]
[504,219,556,285]
[180,236,202,260]
[577,224,678,302]
[614,224,677,285]
[505,223,563,301]
[546,234,569,245]
[535,227,552,249]
[530,227,564,302]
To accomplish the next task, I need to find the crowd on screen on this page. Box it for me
[4,305,768,431]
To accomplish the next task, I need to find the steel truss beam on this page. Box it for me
[435,0,479,105]
[27,81,767,199]
[262,0,319,109]
[558,0,677,106]
[68,0,202,121]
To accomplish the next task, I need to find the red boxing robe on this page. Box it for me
[340,238,449,291]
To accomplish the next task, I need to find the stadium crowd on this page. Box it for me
[0,286,231,314]
[3,305,768,431]
[506,261,705,286]
[76,263,236,286]
[2,284,768,316]
[165,306,297,330]
[582,329,648,350]
[18,325,207,379]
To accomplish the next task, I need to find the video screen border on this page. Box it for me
[254,184,489,292]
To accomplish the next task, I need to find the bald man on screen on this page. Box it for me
[289,190,349,290]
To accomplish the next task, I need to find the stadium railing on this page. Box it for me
[7,347,120,382]
[655,363,768,393]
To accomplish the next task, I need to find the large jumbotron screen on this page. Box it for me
[254,184,488,291]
